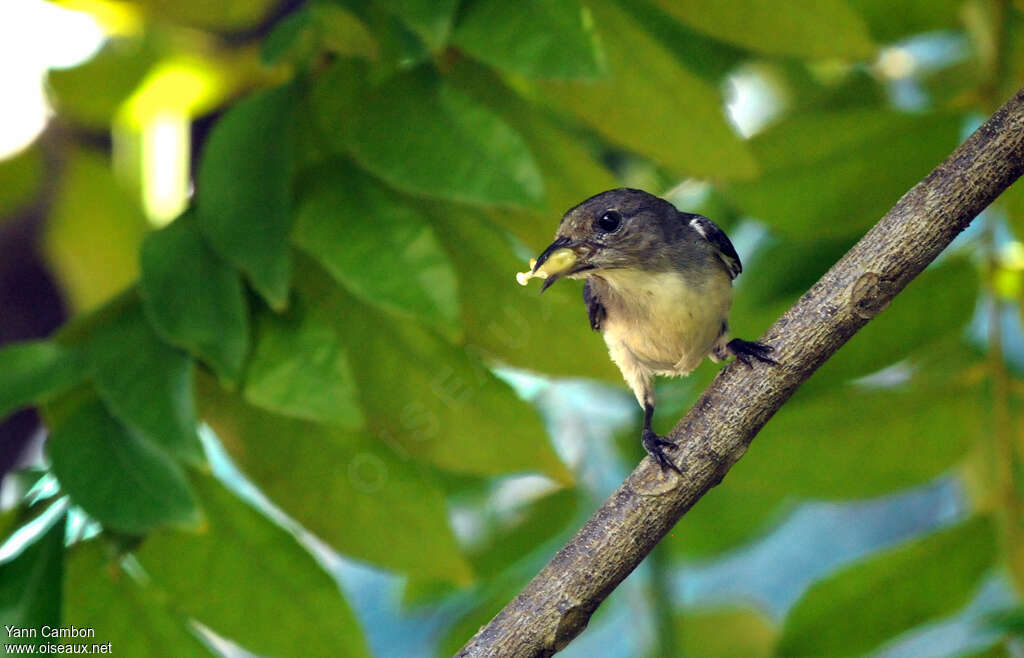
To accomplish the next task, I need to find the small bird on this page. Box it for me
[522,188,775,472]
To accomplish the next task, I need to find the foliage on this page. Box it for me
[2,0,1024,655]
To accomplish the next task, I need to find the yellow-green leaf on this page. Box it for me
[539,0,757,180]
[653,0,876,59]
[243,298,364,429]
[47,397,199,533]
[139,212,249,386]
[196,84,296,310]
[136,475,370,658]
[198,376,474,584]
[293,161,460,330]
[778,517,996,657]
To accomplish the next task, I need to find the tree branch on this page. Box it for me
[456,87,1024,657]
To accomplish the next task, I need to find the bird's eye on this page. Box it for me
[597,210,623,233]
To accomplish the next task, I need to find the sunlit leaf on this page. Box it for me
[139,212,249,386]
[332,69,545,206]
[0,516,64,646]
[64,541,210,657]
[243,297,363,429]
[0,341,87,420]
[539,0,757,180]
[197,83,296,310]
[293,161,460,330]
[652,0,875,59]
[44,149,148,311]
[136,475,370,657]
[88,299,204,465]
[197,375,474,584]
[777,517,996,657]
[46,397,199,534]
[299,262,572,481]
[452,0,602,79]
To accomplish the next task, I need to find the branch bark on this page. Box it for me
[456,87,1024,657]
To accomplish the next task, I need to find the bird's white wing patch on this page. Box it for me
[688,217,708,239]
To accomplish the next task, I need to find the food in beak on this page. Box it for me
[516,248,577,286]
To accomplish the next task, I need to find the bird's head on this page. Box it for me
[530,188,683,291]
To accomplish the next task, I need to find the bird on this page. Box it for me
[521,188,775,473]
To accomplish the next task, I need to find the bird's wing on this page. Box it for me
[686,214,742,279]
[583,279,606,331]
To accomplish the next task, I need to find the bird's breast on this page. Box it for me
[596,268,732,375]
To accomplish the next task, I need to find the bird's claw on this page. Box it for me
[727,338,777,368]
[642,429,681,474]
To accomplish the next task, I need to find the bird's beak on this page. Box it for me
[531,237,597,292]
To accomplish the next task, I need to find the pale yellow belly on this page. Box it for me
[599,269,732,376]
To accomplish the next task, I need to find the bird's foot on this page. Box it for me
[726,338,777,368]
[642,428,681,474]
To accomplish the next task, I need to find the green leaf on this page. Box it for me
[197,375,473,584]
[298,262,572,481]
[44,148,148,312]
[652,0,876,59]
[539,0,757,180]
[136,475,369,658]
[263,4,377,66]
[335,70,545,206]
[425,206,622,383]
[126,0,276,30]
[243,297,364,429]
[293,161,460,330]
[810,258,979,387]
[777,517,996,657]
[746,379,983,501]
[197,83,296,310]
[724,111,961,237]
[314,2,380,60]
[670,346,985,558]
[0,341,87,420]
[46,397,199,534]
[139,212,249,386]
[667,476,790,559]
[848,0,962,43]
[374,0,456,48]
[446,58,618,248]
[46,38,156,129]
[64,541,209,657]
[0,516,64,647]
[262,9,314,65]
[675,606,778,658]
[468,489,578,579]
[88,299,204,465]
[624,0,748,83]
[452,0,602,79]
[0,147,43,219]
